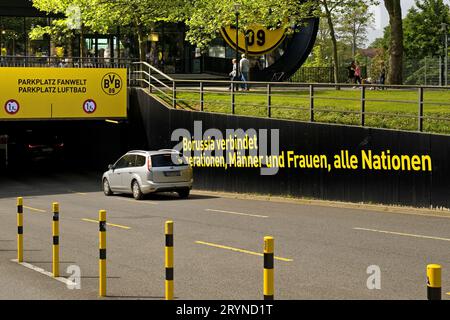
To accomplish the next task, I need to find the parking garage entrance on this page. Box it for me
[0,67,129,172]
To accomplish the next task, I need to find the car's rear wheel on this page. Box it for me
[177,188,190,199]
[132,180,144,200]
[103,179,113,196]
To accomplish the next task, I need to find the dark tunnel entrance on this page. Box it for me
[0,120,130,175]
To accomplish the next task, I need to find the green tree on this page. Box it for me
[30,0,87,57]
[319,0,378,85]
[32,0,188,60]
[403,0,450,59]
[335,0,375,58]
[184,0,320,51]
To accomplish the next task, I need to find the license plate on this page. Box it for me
[164,171,180,177]
[43,148,53,152]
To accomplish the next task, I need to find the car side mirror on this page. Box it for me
[108,164,115,170]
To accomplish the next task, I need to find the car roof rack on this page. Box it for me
[127,150,148,154]
[158,149,180,153]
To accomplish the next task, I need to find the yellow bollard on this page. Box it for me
[99,210,107,297]
[264,236,274,300]
[427,264,441,300]
[17,197,23,263]
[165,221,174,300]
[52,202,60,277]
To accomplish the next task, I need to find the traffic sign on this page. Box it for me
[4,99,20,115]
[83,99,97,114]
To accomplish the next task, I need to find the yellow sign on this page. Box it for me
[220,25,286,56]
[0,67,127,120]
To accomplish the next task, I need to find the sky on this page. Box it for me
[367,0,450,46]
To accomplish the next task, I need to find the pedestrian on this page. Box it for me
[354,63,362,85]
[239,54,250,91]
[229,59,240,91]
[347,61,356,84]
[379,63,386,90]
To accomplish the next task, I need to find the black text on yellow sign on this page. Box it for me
[1,67,127,120]
[220,24,286,56]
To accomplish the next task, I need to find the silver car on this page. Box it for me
[102,150,193,200]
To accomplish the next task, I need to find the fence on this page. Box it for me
[0,56,137,68]
[289,66,368,84]
[403,57,450,86]
[130,61,450,135]
[290,57,450,86]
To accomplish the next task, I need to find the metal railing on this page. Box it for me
[0,56,137,68]
[130,62,450,135]
[130,61,177,108]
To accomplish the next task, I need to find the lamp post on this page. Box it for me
[0,30,5,56]
[442,23,448,86]
[234,3,241,78]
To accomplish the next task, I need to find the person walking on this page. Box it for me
[354,63,362,85]
[229,59,240,91]
[239,54,250,91]
[379,63,386,90]
[347,61,356,84]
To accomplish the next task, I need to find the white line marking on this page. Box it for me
[11,259,76,287]
[205,209,268,218]
[354,227,450,242]
[116,198,158,205]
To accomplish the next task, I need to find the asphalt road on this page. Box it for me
[0,171,449,300]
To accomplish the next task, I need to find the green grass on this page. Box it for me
[156,87,450,135]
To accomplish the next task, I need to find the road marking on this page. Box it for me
[24,206,47,213]
[205,209,268,218]
[354,227,450,242]
[115,198,158,205]
[11,259,77,287]
[193,191,450,220]
[82,218,131,230]
[195,241,293,262]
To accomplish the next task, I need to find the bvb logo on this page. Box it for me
[102,73,123,95]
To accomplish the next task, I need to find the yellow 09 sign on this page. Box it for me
[220,25,286,56]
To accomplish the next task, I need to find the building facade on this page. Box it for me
[0,0,318,80]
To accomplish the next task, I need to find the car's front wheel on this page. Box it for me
[103,179,113,196]
[132,180,144,200]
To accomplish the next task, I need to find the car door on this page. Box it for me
[109,155,131,191]
[121,154,138,192]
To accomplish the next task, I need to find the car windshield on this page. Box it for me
[151,153,188,167]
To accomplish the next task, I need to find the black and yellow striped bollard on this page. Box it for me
[52,202,60,277]
[99,210,107,297]
[427,264,441,300]
[264,236,274,300]
[165,221,174,300]
[17,197,23,263]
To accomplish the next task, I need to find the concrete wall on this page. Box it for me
[130,87,450,208]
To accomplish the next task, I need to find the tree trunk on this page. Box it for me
[135,22,146,62]
[384,0,403,84]
[323,1,340,88]
[352,22,357,59]
[80,25,85,58]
